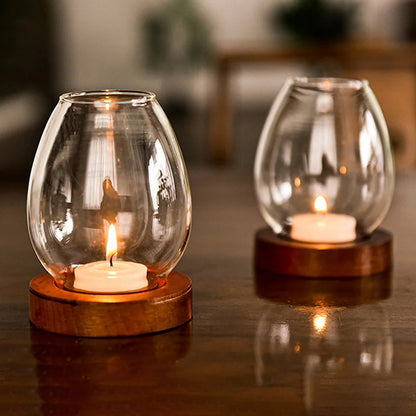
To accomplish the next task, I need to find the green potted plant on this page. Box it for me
[142,0,212,114]
[271,0,357,43]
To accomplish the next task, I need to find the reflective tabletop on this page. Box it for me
[1,167,415,415]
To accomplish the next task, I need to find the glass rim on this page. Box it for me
[291,77,368,90]
[59,89,156,105]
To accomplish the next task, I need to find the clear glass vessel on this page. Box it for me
[27,90,191,293]
[254,77,394,243]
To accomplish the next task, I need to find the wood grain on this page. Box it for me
[255,227,392,277]
[29,272,192,337]
[255,269,392,306]
[2,168,416,415]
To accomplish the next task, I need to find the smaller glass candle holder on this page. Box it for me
[254,77,394,277]
[27,90,192,336]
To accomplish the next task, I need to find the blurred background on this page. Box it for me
[2,0,416,180]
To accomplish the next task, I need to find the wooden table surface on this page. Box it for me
[1,167,416,415]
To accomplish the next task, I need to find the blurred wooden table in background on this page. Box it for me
[211,41,416,168]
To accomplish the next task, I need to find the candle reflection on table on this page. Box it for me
[254,271,393,413]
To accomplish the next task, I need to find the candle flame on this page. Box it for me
[106,223,117,263]
[313,313,327,333]
[314,195,327,213]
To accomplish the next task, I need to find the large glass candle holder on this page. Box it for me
[254,78,394,277]
[27,90,192,336]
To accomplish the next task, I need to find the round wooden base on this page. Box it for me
[255,227,392,278]
[29,271,192,337]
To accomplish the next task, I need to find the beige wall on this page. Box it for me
[51,0,404,99]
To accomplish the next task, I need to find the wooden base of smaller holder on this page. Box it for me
[255,227,392,278]
[29,271,192,337]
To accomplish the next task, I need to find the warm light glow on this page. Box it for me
[104,98,112,111]
[294,177,301,187]
[339,165,347,175]
[294,344,301,353]
[313,313,327,333]
[314,195,327,213]
[106,224,117,262]
[322,79,332,90]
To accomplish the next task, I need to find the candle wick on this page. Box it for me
[109,252,116,267]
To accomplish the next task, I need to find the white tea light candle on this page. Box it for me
[291,196,356,243]
[74,260,148,293]
[74,224,148,293]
